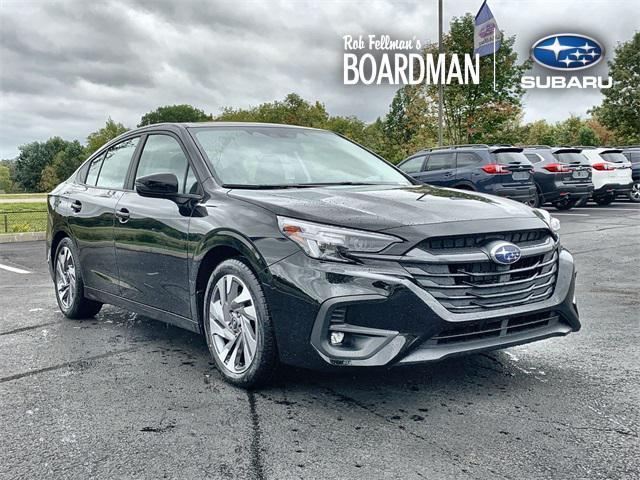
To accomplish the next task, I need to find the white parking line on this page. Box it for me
[0,263,31,274]
[552,213,590,216]
[576,207,640,211]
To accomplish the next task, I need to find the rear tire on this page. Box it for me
[527,191,541,208]
[594,194,614,206]
[629,182,640,203]
[53,237,103,319]
[203,259,278,388]
[554,198,577,211]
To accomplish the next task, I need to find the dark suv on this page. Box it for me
[621,145,640,202]
[522,146,593,210]
[398,145,536,205]
[47,124,580,388]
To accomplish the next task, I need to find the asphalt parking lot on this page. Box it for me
[1,202,638,480]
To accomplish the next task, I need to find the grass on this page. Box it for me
[0,193,47,200]
[0,201,47,233]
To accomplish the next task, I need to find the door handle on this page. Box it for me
[70,200,82,212]
[115,208,130,223]
[443,172,454,177]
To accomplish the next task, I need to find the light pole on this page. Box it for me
[437,0,444,146]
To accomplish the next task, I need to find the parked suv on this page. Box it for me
[620,145,640,202]
[579,147,633,205]
[47,124,580,388]
[522,146,593,210]
[398,145,537,205]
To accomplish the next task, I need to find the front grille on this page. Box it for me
[418,229,550,252]
[423,311,561,346]
[404,246,558,313]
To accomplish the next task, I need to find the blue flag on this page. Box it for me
[474,1,502,57]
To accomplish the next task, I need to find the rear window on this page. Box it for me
[491,152,532,165]
[553,152,590,164]
[600,152,628,163]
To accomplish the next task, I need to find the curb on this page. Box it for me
[0,232,46,243]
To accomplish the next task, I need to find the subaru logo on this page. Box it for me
[489,241,522,265]
[531,34,604,71]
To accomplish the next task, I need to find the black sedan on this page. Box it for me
[47,123,580,387]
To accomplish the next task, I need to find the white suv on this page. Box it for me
[579,147,633,205]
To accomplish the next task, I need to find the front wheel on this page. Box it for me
[203,259,278,388]
[629,182,640,203]
[54,238,103,319]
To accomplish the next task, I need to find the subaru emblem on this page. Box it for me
[488,241,522,265]
[531,33,604,71]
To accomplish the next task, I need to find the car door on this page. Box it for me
[398,155,427,180]
[421,152,456,186]
[65,137,140,296]
[113,133,199,319]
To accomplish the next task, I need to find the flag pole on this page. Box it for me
[437,0,443,146]
[493,27,496,91]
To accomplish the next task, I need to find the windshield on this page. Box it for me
[600,152,628,163]
[491,152,532,165]
[192,126,410,187]
[554,152,590,164]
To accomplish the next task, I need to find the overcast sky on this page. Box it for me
[0,0,638,158]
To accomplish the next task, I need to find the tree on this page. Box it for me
[138,104,212,127]
[420,14,531,145]
[0,165,13,193]
[39,140,86,191]
[86,118,128,155]
[591,32,640,143]
[13,137,68,192]
[217,93,329,127]
[519,120,557,146]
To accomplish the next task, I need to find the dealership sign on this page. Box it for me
[343,35,480,86]
[521,33,612,89]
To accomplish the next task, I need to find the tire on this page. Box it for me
[574,196,588,207]
[629,182,640,203]
[527,191,541,208]
[594,194,614,206]
[203,259,278,388]
[53,237,103,319]
[554,198,577,211]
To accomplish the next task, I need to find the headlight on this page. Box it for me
[277,216,402,262]
[534,208,561,232]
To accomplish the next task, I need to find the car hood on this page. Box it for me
[227,184,539,231]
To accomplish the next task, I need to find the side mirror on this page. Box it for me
[135,173,179,198]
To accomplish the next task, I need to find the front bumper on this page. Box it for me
[264,230,579,369]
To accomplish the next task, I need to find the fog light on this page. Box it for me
[330,331,345,345]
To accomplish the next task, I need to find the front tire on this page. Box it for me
[53,237,103,319]
[203,259,278,388]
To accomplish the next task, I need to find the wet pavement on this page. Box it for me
[1,202,639,479]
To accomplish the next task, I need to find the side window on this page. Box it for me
[399,155,425,174]
[457,152,480,168]
[135,135,194,194]
[426,153,455,171]
[85,153,105,186]
[96,138,139,189]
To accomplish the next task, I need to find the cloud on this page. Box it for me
[0,0,638,158]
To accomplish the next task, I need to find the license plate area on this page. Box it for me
[572,170,589,179]
[512,171,530,181]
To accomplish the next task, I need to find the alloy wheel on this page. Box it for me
[630,182,640,202]
[209,274,259,374]
[55,246,76,310]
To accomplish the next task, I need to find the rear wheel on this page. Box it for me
[54,238,103,319]
[527,191,541,208]
[629,182,640,203]
[554,198,577,211]
[203,259,278,388]
[594,194,614,206]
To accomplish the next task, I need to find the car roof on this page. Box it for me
[140,121,325,131]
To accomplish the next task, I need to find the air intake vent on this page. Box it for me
[329,307,347,324]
